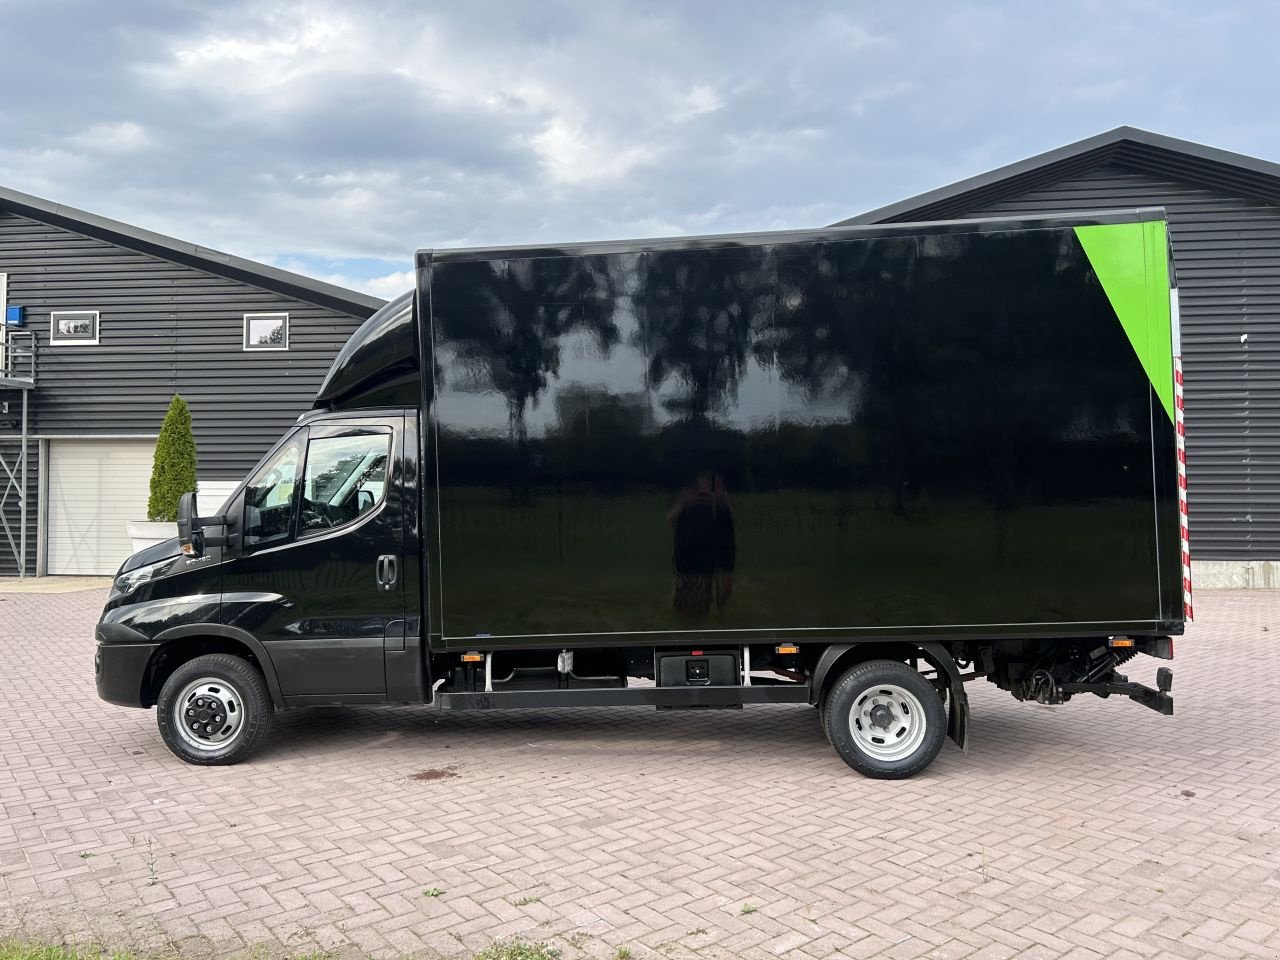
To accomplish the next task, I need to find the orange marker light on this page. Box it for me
[461,653,484,663]
[776,644,800,655]
[1110,638,1135,648]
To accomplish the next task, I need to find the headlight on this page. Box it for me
[110,560,169,600]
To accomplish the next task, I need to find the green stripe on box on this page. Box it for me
[1074,221,1174,422]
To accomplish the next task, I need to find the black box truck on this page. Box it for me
[95,208,1188,778]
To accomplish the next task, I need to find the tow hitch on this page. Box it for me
[1058,666,1173,715]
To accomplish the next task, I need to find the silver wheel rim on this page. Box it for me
[848,682,928,762]
[174,676,246,750]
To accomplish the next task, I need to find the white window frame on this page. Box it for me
[50,309,100,346]
[243,312,289,351]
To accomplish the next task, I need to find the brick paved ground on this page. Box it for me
[1,588,1277,960]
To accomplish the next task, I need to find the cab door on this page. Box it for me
[221,414,404,702]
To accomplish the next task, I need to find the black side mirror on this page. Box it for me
[177,492,203,557]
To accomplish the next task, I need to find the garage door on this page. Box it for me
[47,440,155,575]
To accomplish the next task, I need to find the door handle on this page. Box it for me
[376,554,398,591]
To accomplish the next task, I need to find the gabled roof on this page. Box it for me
[0,184,386,317]
[834,126,1280,226]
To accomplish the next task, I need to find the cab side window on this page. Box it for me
[298,431,391,535]
[244,435,304,548]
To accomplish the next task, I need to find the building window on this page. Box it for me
[50,310,99,345]
[244,312,289,351]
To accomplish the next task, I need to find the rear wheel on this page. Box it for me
[823,659,945,779]
[156,654,274,765]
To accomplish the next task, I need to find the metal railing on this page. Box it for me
[1,329,35,576]
[0,329,36,385]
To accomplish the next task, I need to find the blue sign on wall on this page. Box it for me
[5,305,24,327]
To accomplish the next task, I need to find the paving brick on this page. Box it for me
[0,588,1277,960]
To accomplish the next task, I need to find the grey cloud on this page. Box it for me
[0,0,1275,283]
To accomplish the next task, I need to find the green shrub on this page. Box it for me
[146,394,198,522]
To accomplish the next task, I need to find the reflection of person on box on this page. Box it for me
[667,470,736,619]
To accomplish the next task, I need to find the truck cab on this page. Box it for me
[97,291,429,762]
[96,404,424,750]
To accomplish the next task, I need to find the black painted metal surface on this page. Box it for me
[435,687,811,710]
[419,215,1181,646]
[219,412,407,699]
[837,135,1280,561]
[315,292,417,410]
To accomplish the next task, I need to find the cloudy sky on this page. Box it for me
[0,1,1272,300]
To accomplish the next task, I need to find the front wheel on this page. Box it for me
[823,659,946,779]
[156,654,274,765]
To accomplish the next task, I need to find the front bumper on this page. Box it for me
[95,624,159,708]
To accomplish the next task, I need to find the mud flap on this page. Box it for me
[917,641,970,754]
[948,688,970,753]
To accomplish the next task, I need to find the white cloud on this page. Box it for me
[68,121,154,153]
[673,84,723,122]
[272,259,411,301]
[848,81,918,118]
[0,147,95,197]
[154,6,356,103]
[0,0,1270,291]
[725,127,826,163]
[529,120,660,185]
[353,269,414,300]
[818,15,885,52]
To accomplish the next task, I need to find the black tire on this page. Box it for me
[823,659,946,779]
[817,686,832,741]
[156,653,274,765]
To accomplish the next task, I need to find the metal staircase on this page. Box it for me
[1,330,35,577]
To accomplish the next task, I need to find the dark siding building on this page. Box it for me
[836,127,1280,584]
[0,185,384,576]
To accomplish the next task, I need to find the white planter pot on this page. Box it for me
[126,520,176,554]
